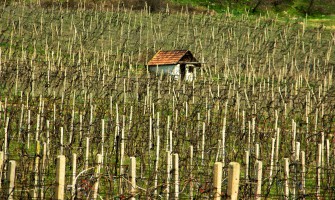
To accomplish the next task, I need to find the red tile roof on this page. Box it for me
[147,50,189,66]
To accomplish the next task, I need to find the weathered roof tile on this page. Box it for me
[147,50,189,66]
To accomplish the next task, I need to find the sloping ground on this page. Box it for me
[0,4,334,70]
[5,0,335,15]
[307,15,335,30]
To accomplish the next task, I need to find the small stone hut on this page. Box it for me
[147,50,201,81]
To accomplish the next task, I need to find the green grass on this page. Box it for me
[307,15,335,29]
[172,0,335,17]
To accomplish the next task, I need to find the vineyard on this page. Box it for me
[0,1,335,199]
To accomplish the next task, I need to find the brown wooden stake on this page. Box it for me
[46,120,50,157]
[189,145,194,199]
[32,141,41,199]
[317,144,321,199]
[222,117,226,166]
[284,158,289,200]
[35,114,40,141]
[255,161,262,200]
[275,128,280,171]
[295,142,300,161]
[321,132,325,171]
[201,122,205,165]
[166,151,171,200]
[119,127,125,195]
[93,154,102,200]
[166,116,170,152]
[55,155,66,200]
[0,151,3,189]
[154,132,160,197]
[60,127,64,155]
[216,139,221,162]
[71,153,77,199]
[170,130,173,153]
[41,142,47,199]
[227,162,240,200]
[255,143,260,161]
[85,137,89,170]
[269,138,275,185]
[301,151,306,196]
[245,151,249,182]
[7,160,16,200]
[101,119,105,165]
[18,104,24,140]
[129,157,136,200]
[213,162,222,200]
[4,118,9,161]
[173,154,179,199]
[326,139,330,167]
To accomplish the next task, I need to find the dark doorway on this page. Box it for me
[180,64,186,80]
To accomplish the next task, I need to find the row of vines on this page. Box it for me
[0,1,335,199]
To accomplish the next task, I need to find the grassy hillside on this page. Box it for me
[173,0,335,16]
[4,0,335,16]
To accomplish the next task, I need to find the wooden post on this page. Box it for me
[28,111,31,149]
[227,162,240,200]
[321,132,324,171]
[275,128,280,171]
[248,121,251,153]
[60,127,64,155]
[301,151,305,196]
[245,151,249,181]
[255,161,262,200]
[222,117,226,166]
[7,160,16,200]
[166,151,171,200]
[269,138,275,185]
[166,116,170,152]
[71,153,77,198]
[295,142,300,161]
[284,158,289,200]
[169,130,173,153]
[85,137,89,170]
[119,127,125,195]
[55,155,66,200]
[4,117,9,161]
[215,139,221,162]
[149,116,152,151]
[189,145,193,200]
[79,115,83,142]
[326,139,330,167]
[213,162,222,200]
[46,120,50,157]
[173,154,179,199]
[0,151,3,189]
[32,141,41,199]
[317,144,321,198]
[101,119,104,165]
[129,157,136,200]
[93,154,102,200]
[18,104,24,141]
[201,122,205,166]
[255,143,259,160]
[154,133,160,197]
[292,120,296,155]
[40,142,47,199]
[35,114,40,141]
